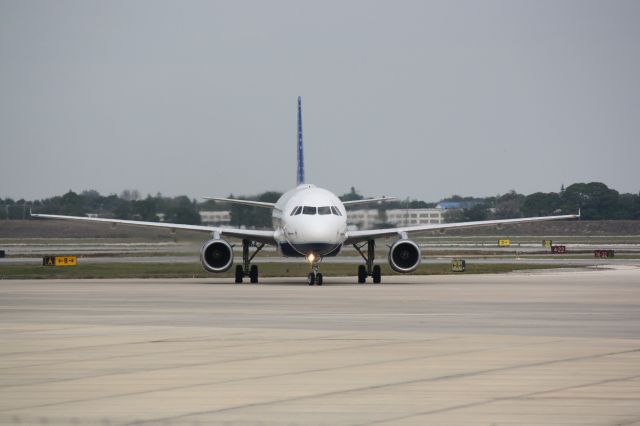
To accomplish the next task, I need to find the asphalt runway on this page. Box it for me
[1,267,639,425]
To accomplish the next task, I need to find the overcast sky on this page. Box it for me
[1,0,638,202]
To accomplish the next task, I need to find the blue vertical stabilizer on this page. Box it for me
[296,96,305,185]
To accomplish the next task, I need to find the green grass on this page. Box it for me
[0,262,580,280]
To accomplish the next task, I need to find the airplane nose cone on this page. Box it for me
[288,218,342,256]
[299,221,339,244]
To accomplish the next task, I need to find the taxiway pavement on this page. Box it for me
[1,267,639,425]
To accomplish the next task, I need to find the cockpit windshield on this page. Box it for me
[302,206,317,215]
[292,205,342,216]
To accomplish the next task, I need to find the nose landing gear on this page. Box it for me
[307,259,323,286]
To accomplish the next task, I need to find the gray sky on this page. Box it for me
[1,0,639,202]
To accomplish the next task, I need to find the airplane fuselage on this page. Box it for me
[272,184,347,258]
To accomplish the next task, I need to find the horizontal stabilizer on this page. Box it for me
[342,197,397,207]
[203,197,276,209]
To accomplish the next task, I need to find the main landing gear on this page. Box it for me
[235,239,265,284]
[307,261,323,286]
[353,239,381,284]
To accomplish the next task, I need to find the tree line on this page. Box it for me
[1,182,638,225]
[443,182,639,222]
[1,190,202,224]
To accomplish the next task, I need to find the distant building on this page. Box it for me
[386,209,445,226]
[347,208,445,230]
[347,209,379,230]
[199,210,231,226]
[198,208,444,229]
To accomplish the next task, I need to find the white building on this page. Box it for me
[347,208,445,230]
[199,210,232,225]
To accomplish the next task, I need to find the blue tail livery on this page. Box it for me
[297,96,305,185]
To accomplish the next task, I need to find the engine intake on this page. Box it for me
[200,239,234,273]
[388,239,421,273]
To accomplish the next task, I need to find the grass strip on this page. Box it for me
[0,262,579,280]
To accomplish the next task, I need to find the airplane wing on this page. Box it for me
[342,197,397,207]
[30,213,276,244]
[344,212,580,245]
[203,197,276,209]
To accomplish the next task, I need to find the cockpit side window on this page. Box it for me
[290,206,300,216]
[317,206,331,215]
[331,206,342,216]
[293,206,303,215]
[302,206,317,215]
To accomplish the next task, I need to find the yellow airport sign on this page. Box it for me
[498,239,511,247]
[43,256,77,267]
[542,239,552,248]
[56,256,77,266]
[451,259,466,272]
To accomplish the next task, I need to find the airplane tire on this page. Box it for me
[235,265,244,284]
[250,265,259,284]
[357,265,367,284]
[307,273,315,285]
[372,265,381,284]
[317,273,323,286]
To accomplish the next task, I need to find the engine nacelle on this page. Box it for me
[200,239,234,273]
[388,239,421,273]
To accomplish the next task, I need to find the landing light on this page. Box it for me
[307,253,316,263]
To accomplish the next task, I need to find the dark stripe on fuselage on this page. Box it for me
[279,242,341,257]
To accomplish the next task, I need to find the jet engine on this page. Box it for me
[200,239,234,273]
[388,239,421,273]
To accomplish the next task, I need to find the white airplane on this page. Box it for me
[32,97,580,285]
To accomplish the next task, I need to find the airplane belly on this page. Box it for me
[280,224,342,257]
[279,241,342,257]
[294,242,341,256]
